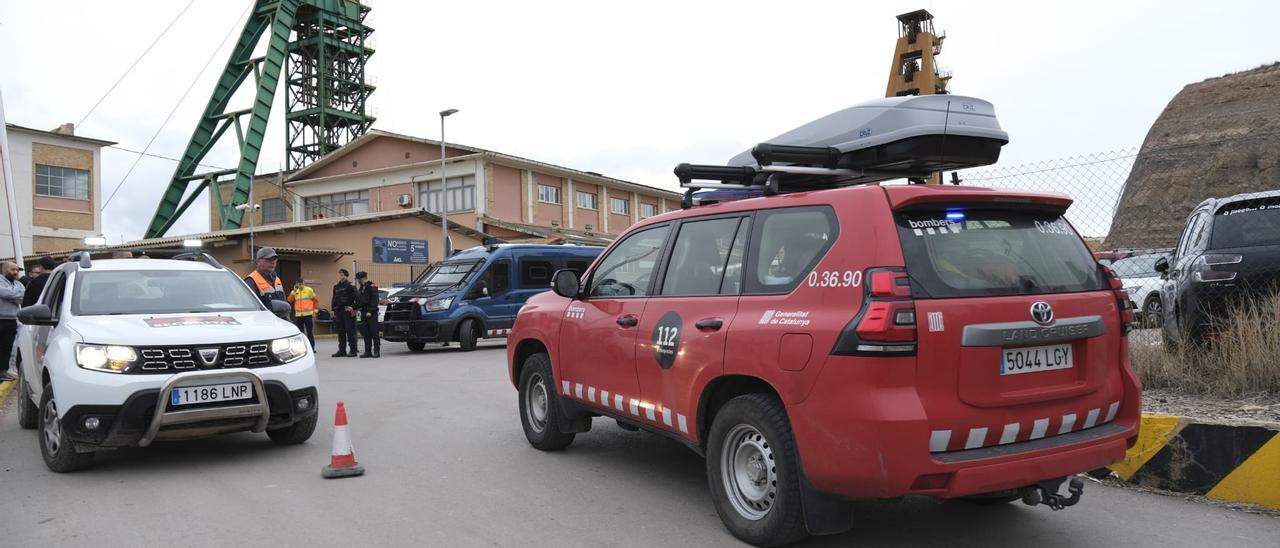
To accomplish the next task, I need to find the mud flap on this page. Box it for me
[556,396,594,434]
[799,468,854,535]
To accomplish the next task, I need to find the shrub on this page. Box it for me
[1130,293,1280,397]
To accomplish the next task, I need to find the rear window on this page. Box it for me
[895,209,1104,298]
[1212,200,1280,249]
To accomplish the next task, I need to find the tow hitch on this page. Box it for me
[1021,476,1084,510]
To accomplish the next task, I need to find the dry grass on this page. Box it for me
[1130,294,1280,398]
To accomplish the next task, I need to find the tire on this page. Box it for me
[39,382,94,473]
[17,356,38,430]
[267,411,319,445]
[457,319,479,352]
[1143,295,1163,329]
[706,393,807,547]
[406,341,426,352]
[517,352,575,451]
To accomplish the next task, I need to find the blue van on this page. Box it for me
[382,244,603,351]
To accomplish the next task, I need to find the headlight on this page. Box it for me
[76,344,137,373]
[425,297,454,312]
[271,334,309,363]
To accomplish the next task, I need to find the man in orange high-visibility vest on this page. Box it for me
[288,279,319,348]
[244,247,286,309]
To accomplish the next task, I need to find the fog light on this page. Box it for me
[83,417,100,430]
[297,397,311,410]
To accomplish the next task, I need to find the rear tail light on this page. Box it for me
[1193,254,1242,283]
[834,268,916,355]
[1101,266,1134,335]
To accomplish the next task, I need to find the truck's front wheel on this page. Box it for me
[39,382,94,473]
[458,319,479,351]
[706,394,807,547]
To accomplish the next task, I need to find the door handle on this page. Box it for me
[616,315,639,327]
[695,318,724,331]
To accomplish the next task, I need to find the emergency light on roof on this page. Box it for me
[675,95,1008,207]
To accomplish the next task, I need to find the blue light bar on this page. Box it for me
[945,211,965,221]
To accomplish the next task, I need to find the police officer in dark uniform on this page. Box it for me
[331,268,359,357]
[354,271,380,358]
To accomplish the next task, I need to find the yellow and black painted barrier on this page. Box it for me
[1108,414,1279,510]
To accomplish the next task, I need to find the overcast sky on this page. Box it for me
[2,0,1278,242]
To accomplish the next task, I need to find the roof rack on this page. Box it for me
[64,248,226,270]
[675,95,1009,208]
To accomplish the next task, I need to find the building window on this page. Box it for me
[609,195,629,215]
[418,175,476,214]
[576,191,598,210]
[640,202,658,218]
[261,198,287,223]
[609,197,629,215]
[35,165,90,200]
[538,184,561,204]
[304,190,368,219]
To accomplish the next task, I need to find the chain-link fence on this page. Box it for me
[960,148,1280,395]
[960,148,1139,241]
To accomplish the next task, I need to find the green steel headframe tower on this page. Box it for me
[145,0,375,239]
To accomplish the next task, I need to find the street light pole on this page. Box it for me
[439,108,458,260]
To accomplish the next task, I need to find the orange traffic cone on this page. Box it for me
[322,401,365,479]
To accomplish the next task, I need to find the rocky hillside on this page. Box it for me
[1104,63,1280,250]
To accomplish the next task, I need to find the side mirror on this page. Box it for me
[17,304,56,326]
[551,269,581,299]
[1153,257,1170,273]
[270,299,292,319]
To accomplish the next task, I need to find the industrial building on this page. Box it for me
[1,123,115,258]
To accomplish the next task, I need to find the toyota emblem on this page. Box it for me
[1030,302,1054,326]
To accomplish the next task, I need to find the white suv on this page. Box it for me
[12,253,320,472]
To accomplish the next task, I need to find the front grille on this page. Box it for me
[132,341,278,374]
[385,302,420,323]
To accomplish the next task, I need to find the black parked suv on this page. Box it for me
[1155,191,1280,346]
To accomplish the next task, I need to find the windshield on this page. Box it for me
[895,209,1105,298]
[1212,200,1280,249]
[73,270,263,316]
[406,260,481,293]
[1110,254,1164,278]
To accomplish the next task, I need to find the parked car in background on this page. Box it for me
[1156,191,1280,346]
[1110,253,1169,327]
[377,286,405,322]
[383,244,602,351]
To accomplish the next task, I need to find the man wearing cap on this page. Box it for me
[354,271,380,358]
[245,247,287,309]
[331,269,359,357]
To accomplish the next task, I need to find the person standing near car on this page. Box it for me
[0,261,25,382]
[244,247,286,309]
[22,256,57,308]
[288,279,319,349]
[331,269,359,357]
[355,271,380,358]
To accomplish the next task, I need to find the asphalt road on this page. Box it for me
[1,339,1276,547]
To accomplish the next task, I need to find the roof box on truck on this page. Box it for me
[674,95,1008,199]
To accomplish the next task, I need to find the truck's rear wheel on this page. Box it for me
[406,341,426,352]
[39,382,94,473]
[458,319,479,351]
[518,353,575,451]
[706,393,807,547]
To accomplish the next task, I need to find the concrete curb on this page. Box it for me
[1108,414,1280,510]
